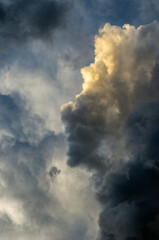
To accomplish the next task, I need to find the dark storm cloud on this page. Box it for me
[0,0,69,46]
[61,22,159,239]
[61,21,159,171]
[61,98,112,171]
[97,102,159,240]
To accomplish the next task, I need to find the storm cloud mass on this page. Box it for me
[62,21,159,239]
[0,0,69,47]
[97,102,159,240]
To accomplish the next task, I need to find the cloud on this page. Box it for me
[0,0,70,48]
[2,1,159,239]
[62,21,159,170]
[0,93,61,226]
[48,166,61,181]
[61,21,159,239]
[0,92,99,240]
[97,102,159,240]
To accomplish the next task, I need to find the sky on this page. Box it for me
[1,1,159,240]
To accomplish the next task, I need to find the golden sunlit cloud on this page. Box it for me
[61,20,159,240]
[62,21,159,137]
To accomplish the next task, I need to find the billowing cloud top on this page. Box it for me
[62,21,159,169]
[62,21,159,239]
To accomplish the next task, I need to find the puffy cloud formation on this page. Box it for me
[62,21,159,170]
[62,21,159,239]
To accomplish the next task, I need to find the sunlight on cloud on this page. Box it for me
[0,199,25,225]
[61,21,159,239]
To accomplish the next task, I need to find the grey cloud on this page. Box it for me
[62,22,159,239]
[0,0,70,48]
[97,102,159,240]
[0,92,97,240]
[62,21,159,171]
[48,166,61,181]
[0,93,63,234]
